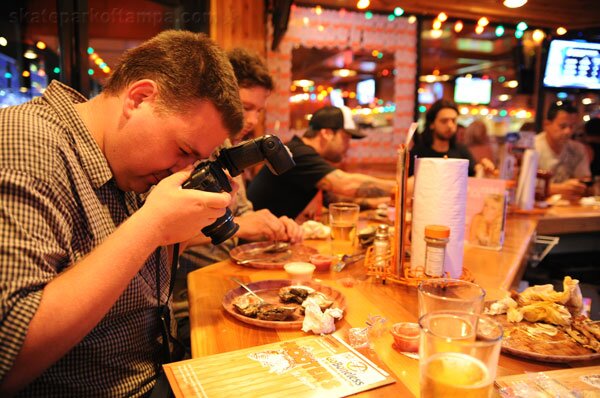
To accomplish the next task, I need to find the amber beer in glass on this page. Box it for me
[419,311,502,398]
[328,202,360,258]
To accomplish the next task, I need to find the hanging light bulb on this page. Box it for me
[532,29,546,43]
[503,0,527,8]
[495,25,505,37]
[475,25,484,34]
[516,21,528,31]
[357,0,370,10]
[24,49,37,59]
[454,21,464,33]
[477,17,489,27]
[437,12,448,22]
[556,27,567,35]
[433,19,442,30]
[430,29,443,39]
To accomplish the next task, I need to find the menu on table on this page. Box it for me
[163,334,396,397]
[495,365,600,397]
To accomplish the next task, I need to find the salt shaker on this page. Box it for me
[373,224,390,270]
[424,225,450,277]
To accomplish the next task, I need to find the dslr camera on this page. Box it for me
[182,135,295,244]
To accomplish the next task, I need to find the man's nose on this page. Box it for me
[246,111,259,129]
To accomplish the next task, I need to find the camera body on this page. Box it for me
[182,135,295,244]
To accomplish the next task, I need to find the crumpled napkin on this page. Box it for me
[301,296,343,334]
[301,220,331,240]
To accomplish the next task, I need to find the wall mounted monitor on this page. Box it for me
[543,38,600,91]
[356,78,376,105]
[453,77,492,105]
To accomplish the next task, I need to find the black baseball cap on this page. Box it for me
[308,106,366,139]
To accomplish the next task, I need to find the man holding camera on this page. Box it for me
[174,49,303,345]
[0,31,242,396]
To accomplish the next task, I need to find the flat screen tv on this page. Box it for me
[356,79,375,105]
[543,39,600,90]
[329,88,345,107]
[453,77,492,105]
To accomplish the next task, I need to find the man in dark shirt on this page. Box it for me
[247,106,396,219]
[409,99,477,176]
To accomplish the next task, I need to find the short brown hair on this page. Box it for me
[227,48,274,90]
[104,30,243,135]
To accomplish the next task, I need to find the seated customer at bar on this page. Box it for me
[175,49,303,338]
[0,31,242,396]
[247,105,396,219]
[409,99,495,177]
[535,101,591,199]
[181,49,302,269]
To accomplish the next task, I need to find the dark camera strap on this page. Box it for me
[156,243,185,366]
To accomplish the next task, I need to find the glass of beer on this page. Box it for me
[418,278,486,317]
[328,202,360,259]
[419,311,503,398]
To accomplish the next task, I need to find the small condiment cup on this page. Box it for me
[284,262,316,282]
[309,254,335,272]
[390,322,420,353]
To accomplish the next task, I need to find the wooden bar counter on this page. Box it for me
[184,211,600,397]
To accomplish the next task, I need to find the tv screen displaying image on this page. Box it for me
[356,79,375,105]
[453,77,492,105]
[543,39,600,90]
[329,88,345,107]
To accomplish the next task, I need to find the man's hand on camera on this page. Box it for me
[140,166,233,246]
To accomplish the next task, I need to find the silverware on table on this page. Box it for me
[236,250,292,265]
[229,277,265,303]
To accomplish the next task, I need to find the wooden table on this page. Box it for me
[185,213,600,397]
[536,204,600,235]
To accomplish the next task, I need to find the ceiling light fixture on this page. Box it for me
[357,0,370,10]
[503,0,527,8]
[477,17,489,27]
[430,29,443,39]
[454,21,464,33]
[24,49,38,60]
[292,79,314,88]
[332,69,357,77]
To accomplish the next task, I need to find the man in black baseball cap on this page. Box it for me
[308,105,367,140]
[248,105,395,220]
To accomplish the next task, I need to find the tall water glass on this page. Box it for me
[418,278,486,317]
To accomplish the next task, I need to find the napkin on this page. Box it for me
[301,220,331,240]
[301,297,343,334]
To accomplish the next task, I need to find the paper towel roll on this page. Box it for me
[411,158,468,278]
[515,149,539,210]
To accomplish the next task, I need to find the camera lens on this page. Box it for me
[201,208,239,245]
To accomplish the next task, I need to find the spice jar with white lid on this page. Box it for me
[423,225,450,277]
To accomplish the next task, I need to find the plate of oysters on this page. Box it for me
[485,276,600,363]
[222,279,346,329]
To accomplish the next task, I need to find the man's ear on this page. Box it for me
[122,79,159,118]
[320,128,335,141]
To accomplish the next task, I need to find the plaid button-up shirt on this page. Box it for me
[0,81,170,397]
